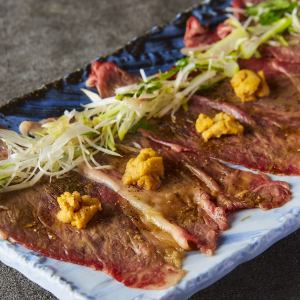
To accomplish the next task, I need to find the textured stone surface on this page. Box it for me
[0,0,299,299]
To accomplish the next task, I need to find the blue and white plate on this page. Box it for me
[0,1,299,299]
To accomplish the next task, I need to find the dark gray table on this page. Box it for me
[0,1,299,299]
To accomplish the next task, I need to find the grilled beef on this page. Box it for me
[183,16,219,49]
[86,61,137,98]
[262,44,300,64]
[86,147,228,255]
[138,131,291,210]
[0,173,184,289]
[191,77,300,175]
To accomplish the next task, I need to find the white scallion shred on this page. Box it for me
[140,69,148,82]
[292,8,300,33]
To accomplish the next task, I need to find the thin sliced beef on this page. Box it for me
[0,173,184,289]
[181,152,291,211]
[183,0,255,48]
[84,149,228,255]
[139,104,300,175]
[183,16,220,49]
[239,57,300,96]
[189,76,300,175]
[122,177,225,255]
[191,95,255,126]
[150,89,300,175]
[262,45,300,64]
[239,58,300,78]
[252,100,300,129]
[86,61,137,98]
[81,166,194,252]
[183,0,258,48]
[138,132,291,211]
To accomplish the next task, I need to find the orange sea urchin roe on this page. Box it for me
[230,69,270,102]
[56,191,101,229]
[195,112,244,141]
[122,148,164,191]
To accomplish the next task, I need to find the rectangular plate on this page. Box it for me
[0,1,299,299]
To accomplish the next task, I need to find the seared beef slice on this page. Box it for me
[0,174,184,289]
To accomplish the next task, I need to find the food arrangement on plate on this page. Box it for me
[0,0,300,292]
